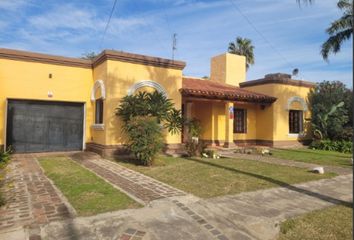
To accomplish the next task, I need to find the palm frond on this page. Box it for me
[321,28,352,60]
[337,0,351,10]
[228,36,255,70]
[326,14,353,35]
[296,0,314,6]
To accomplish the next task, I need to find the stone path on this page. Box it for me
[71,153,186,204]
[0,154,73,237]
[39,174,352,240]
[218,150,352,175]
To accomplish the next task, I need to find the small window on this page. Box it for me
[289,110,303,133]
[234,108,247,133]
[95,98,104,124]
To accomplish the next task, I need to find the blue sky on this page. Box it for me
[0,0,352,86]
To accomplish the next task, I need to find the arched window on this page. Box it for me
[287,96,307,134]
[91,80,106,127]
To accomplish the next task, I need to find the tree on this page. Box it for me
[228,37,255,70]
[321,0,353,60]
[81,52,98,60]
[116,91,182,134]
[124,116,164,166]
[308,81,352,140]
[116,91,183,165]
[296,0,353,60]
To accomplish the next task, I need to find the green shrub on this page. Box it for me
[310,140,353,153]
[0,148,11,206]
[185,139,207,157]
[125,116,164,166]
[308,81,352,141]
[184,118,205,157]
[116,91,182,135]
[0,148,11,168]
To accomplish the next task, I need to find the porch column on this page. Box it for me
[224,102,234,147]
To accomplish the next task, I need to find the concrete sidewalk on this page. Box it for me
[38,174,352,240]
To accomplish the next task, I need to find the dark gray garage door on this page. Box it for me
[6,100,84,153]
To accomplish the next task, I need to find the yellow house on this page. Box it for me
[0,48,315,156]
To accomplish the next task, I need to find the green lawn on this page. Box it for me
[270,148,352,168]
[117,156,336,198]
[278,205,353,240]
[39,157,140,216]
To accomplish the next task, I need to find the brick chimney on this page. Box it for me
[210,53,246,87]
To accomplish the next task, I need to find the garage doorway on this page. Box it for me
[6,99,84,153]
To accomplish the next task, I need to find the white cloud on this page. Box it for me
[29,5,100,30]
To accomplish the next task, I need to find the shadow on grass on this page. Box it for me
[110,154,168,167]
[273,148,351,159]
[185,157,352,208]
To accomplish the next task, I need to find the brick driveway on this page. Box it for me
[0,154,73,232]
[71,152,186,204]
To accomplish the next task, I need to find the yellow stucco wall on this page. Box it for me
[192,101,213,140]
[188,82,312,145]
[233,103,257,140]
[0,58,93,147]
[190,101,259,143]
[212,102,226,142]
[0,53,183,150]
[0,49,313,150]
[210,53,246,87]
[104,60,183,146]
[243,83,312,142]
[91,61,108,145]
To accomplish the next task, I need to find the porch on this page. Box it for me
[180,77,277,147]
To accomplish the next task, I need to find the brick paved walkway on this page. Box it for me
[71,153,186,204]
[0,154,73,231]
[218,150,352,175]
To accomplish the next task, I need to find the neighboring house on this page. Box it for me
[0,48,315,156]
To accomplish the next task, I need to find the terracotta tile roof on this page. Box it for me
[181,77,277,103]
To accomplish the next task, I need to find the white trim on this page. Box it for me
[82,102,86,150]
[91,80,106,102]
[127,80,167,97]
[286,96,308,111]
[91,124,104,130]
[3,99,8,150]
[288,132,305,137]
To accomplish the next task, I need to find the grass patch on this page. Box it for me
[0,170,6,206]
[0,151,11,207]
[39,157,140,216]
[271,148,352,168]
[117,156,336,198]
[278,205,353,240]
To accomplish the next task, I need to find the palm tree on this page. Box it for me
[321,0,353,60]
[228,37,255,70]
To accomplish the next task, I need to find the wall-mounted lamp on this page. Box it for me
[48,91,53,98]
[49,73,52,78]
